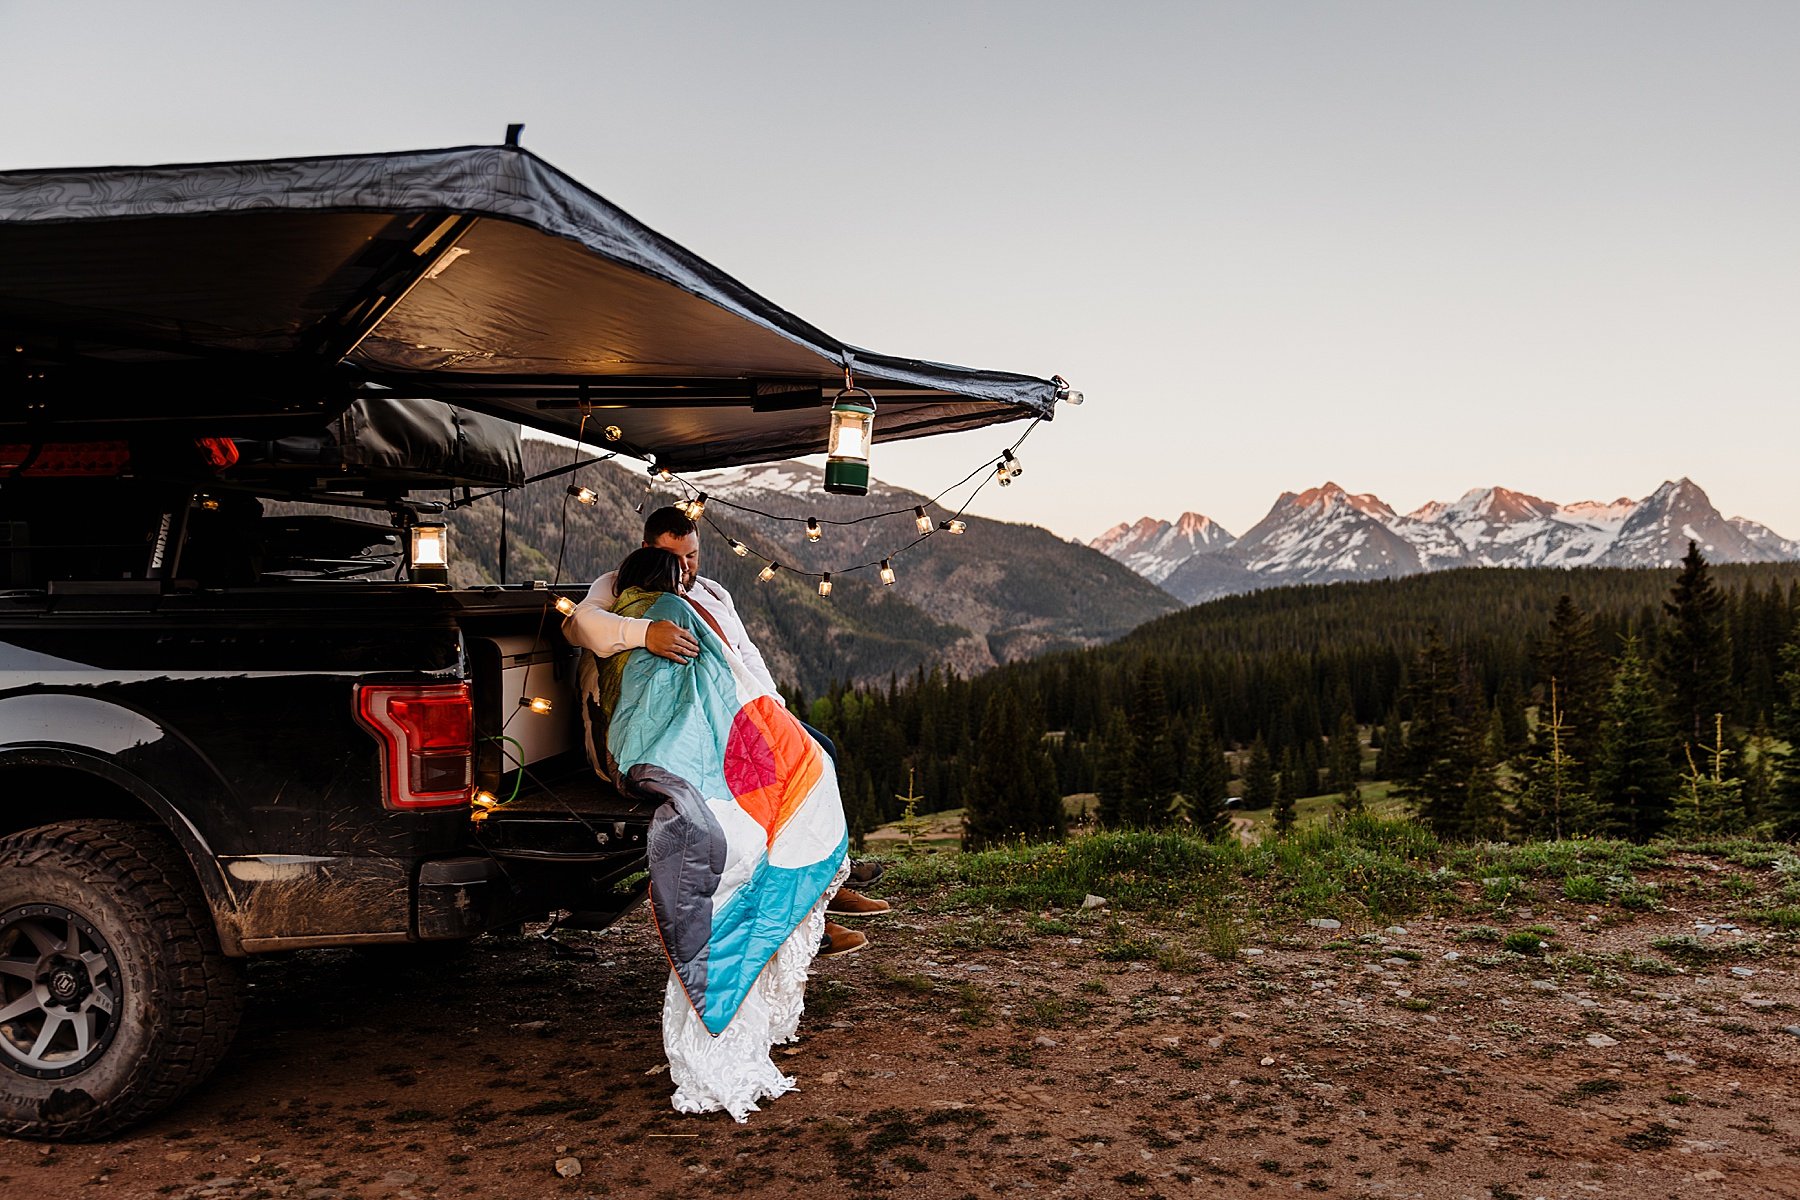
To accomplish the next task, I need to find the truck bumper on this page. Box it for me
[416,851,649,940]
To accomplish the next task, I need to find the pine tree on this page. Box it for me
[1242,736,1277,811]
[1767,636,1800,838]
[847,769,878,851]
[1374,708,1404,778]
[1741,724,1777,832]
[1659,541,1734,747]
[1328,710,1363,814]
[1465,760,1504,841]
[963,690,1064,849]
[1182,713,1232,839]
[894,768,929,857]
[1271,774,1296,837]
[1508,678,1596,839]
[1592,636,1679,842]
[1094,709,1134,829]
[1279,745,1307,809]
[1496,675,1531,753]
[1536,595,1609,784]
[1672,714,1747,838]
[1396,633,1484,837]
[1126,659,1179,826]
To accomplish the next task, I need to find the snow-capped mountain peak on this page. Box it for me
[1096,476,1798,604]
[1289,482,1396,521]
[1558,496,1636,526]
[1089,511,1235,583]
[1441,486,1559,524]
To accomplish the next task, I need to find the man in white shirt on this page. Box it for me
[563,507,890,948]
[562,506,776,695]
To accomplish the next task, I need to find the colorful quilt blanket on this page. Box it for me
[601,587,848,1037]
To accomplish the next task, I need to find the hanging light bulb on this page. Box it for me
[996,449,1021,487]
[818,572,832,598]
[1054,377,1084,406]
[806,517,822,542]
[473,790,500,809]
[914,506,932,534]
[941,519,967,535]
[519,696,553,715]
[729,539,749,557]
[657,467,673,483]
[604,425,623,441]
[553,595,578,617]
[758,561,779,583]
[567,484,599,505]
[879,559,896,586]
[824,387,876,496]
[681,493,708,520]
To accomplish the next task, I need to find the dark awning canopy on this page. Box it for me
[0,144,1061,471]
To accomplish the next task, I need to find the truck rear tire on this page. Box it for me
[0,820,244,1140]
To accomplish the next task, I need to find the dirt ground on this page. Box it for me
[4,860,1798,1200]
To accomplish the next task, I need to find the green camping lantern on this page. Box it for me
[824,387,876,495]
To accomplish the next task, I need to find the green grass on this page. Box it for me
[881,814,1798,930]
[886,815,1445,922]
[1235,781,1408,838]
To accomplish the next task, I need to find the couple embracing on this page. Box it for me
[563,507,885,1121]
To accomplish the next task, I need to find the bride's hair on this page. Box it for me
[615,546,684,595]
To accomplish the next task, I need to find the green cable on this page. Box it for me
[489,734,527,802]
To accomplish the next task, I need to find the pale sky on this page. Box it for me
[5,1,1797,543]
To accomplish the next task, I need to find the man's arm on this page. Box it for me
[562,572,699,663]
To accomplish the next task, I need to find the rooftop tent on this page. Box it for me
[0,144,1060,472]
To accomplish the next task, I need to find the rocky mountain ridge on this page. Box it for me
[1094,478,1800,604]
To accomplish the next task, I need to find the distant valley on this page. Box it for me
[1093,478,1800,604]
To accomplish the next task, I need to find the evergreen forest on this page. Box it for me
[800,551,1800,850]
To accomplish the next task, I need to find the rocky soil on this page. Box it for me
[4,857,1798,1199]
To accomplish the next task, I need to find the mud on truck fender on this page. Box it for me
[0,695,248,1139]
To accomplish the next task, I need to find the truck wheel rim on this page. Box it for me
[0,905,122,1079]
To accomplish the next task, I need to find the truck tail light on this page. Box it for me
[355,683,473,810]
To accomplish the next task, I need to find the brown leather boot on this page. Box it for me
[818,921,868,957]
[827,887,892,917]
[847,859,887,888]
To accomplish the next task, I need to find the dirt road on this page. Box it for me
[4,860,1797,1199]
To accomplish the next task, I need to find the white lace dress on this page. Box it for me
[661,859,849,1121]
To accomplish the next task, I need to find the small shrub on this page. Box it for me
[1743,906,1800,931]
[1483,875,1531,905]
[1562,874,1609,903]
[1459,925,1503,943]
[1503,931,1549,956]
[1021,993,1067,1028]
[1199,910,1243,961]
[1720,874,1756,900]
[1572,1078,1624,1097]
[1649,935,1713,963]
[1097,920,1159,962]
[953,981,992,1026]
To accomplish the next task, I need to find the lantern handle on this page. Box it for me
[831,384,877,410]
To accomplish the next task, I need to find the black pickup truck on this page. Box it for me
[0,140,1063,1139]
